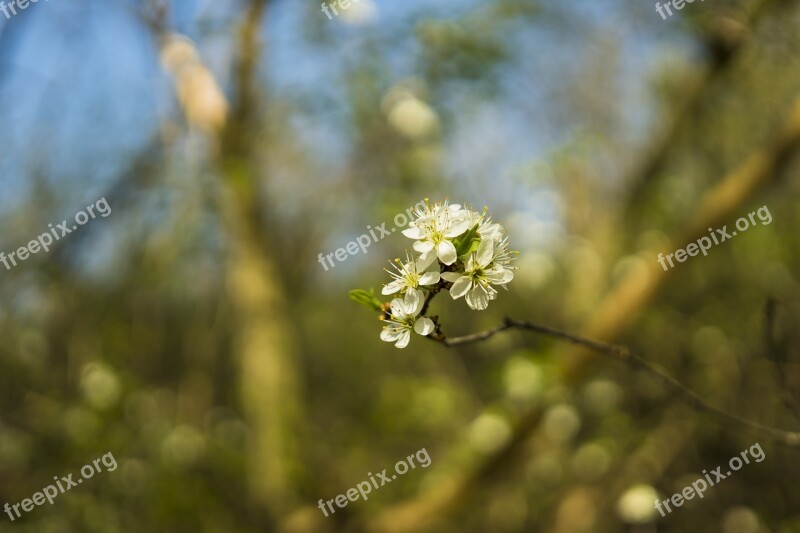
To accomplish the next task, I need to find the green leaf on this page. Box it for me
[463,237,481,256]
[454,224,480,257]
[348,289,383,311]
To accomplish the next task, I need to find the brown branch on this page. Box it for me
[430,317,800,447]
[418,286,441,316]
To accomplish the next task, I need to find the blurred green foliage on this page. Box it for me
[1,0,800,532]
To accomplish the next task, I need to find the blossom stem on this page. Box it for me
[419,287,440,316]
[429,317,800,447]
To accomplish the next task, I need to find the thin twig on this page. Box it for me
[429,317,800,446]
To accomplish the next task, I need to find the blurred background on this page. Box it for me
[1,0,800,531]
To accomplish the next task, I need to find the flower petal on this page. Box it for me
[465,286,490,310]
[485,267,514,284]
[402,227,424,239]
[416,250,437,270]
[449,277,472,299]
[441,272,462,282]
[414,317,435,336]
[444,217,471,238]
[403,289,423,316]
[414,240,435,253]
[395,330,411,349]
[476,238,494,267]
[380,328,400,343]
[437,240,458,265]
[382,279,404,295]
[465,253,477,271]
[479,222,504,240]
[390,298,405,318]
[418,271,440,286]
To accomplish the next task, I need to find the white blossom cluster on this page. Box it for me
[374,200,518,349]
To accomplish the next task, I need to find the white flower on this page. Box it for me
[489,236,517,266]
[466,208,506,242]
[381,253,440,296]
[441,238,515,310]
[402,200,471,265]
[368,199,518,345]
[478,217,506,242]
[379,289,436,348]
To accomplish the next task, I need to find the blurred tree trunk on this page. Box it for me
[221,187,302,514]
[156,0,304,516]
[220,0,304,514]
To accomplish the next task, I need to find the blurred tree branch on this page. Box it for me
[623,0,792,215]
